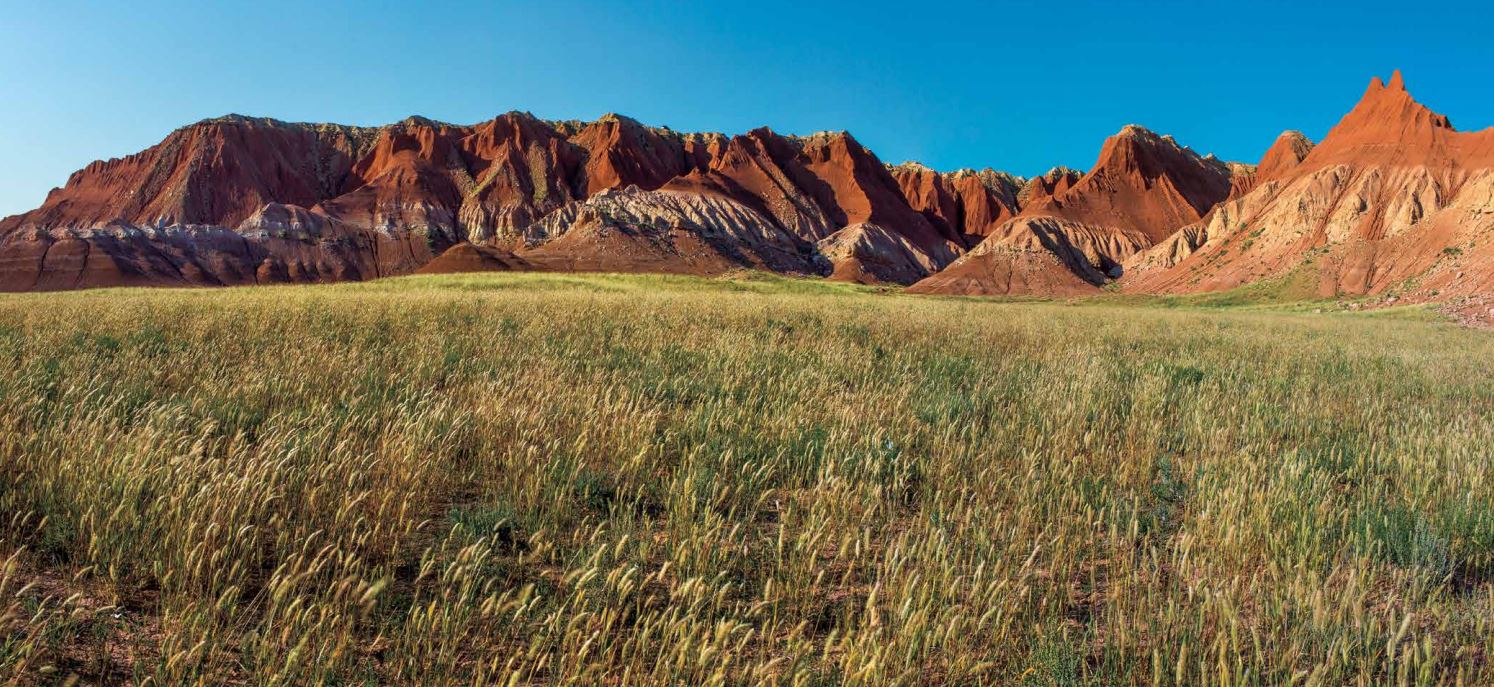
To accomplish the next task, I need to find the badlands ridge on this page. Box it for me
[3,71,1491,313]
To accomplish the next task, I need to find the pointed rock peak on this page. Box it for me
[1357,70,1408,100]
[399,115,442,128]
[1388,69,1406,92]
[801,129,854,144]
[1354,72,1426,113]
[1279,131,1311,147]
[1018,166,1084,205]
[479,111,552,137]
[499,109,541,122]
[1065,123,1233,232]
[1098,124,1207,169]
[1112,124,1186,148]
[596,112,641,126]
[1257,129,1315,182]
[1117,123,1158,139]
[892,161,935,174]
[795,130,867,157]
[1268,130,1316,159]
[1328,70,1454,147]
[1105,125,1199,158]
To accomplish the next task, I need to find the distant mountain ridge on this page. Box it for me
[0,111,1071,289]
[5,71,1489,315]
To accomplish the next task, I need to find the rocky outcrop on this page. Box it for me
[1225,162,1258,200]
[14,116,379,231]
[12,71,1485,306]
[1256,131,1315,184]
[517,187,821,275]
[0,114,1000,290]
[1021,125,1235,243]
[910,126,1240,295]
[1018,167,1083,206]
[416,243,531,275]
[1126,131,1317,275]
[889,163,1024,246]
[906,230,1102,297]
[816,223,941,284]
[1122,72,1494,302]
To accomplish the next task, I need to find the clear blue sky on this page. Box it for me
[2,0,1491,218]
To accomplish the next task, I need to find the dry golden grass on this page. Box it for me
[0,271,1491,685]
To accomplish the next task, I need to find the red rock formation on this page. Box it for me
[0,114,989,290]
[15,72,1486,307]
[1023,125,1234,244]
[16,116,377,231]
[1126,131,1313,274]
[415,243,532,275]
[1256,131,1315,184]
[1018,167,1082,206]
[908,218,1126,296]
[912,126,1239,295]
[517,187,818,276]
[1122,71,1494,305]
[568,114,718,195]
[1226,163,1258,200]
[452,112,590,240]
[797,134,943,241]
[889,163,1023,246]
[1304,71,1494,169]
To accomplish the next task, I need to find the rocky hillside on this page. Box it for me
[1122,72,1494,318]
[0,114,1024,289]
[909,125,1238,295]
[6,71,1491,312]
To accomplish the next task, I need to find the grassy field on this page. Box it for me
[0,271,1491,686]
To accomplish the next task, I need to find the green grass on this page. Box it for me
[1111,266,1332,311]
[0,271,1491,685]
[1104,265,1451,323]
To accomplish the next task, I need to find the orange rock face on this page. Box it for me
[415,243,532,275]
[1025,125,1234,243]
[912,126,1240,295]
[889,163,1024,245]
[1018,167,1082,206]
[1255,131,1315,184]
[0,114,998,289]
[1122,71,1494,312]
[9,71,1489,309]
[1,112,1025,289]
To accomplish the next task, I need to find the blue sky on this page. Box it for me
[2,0,1491,218]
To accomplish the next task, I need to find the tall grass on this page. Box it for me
[0,272,1491,685]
